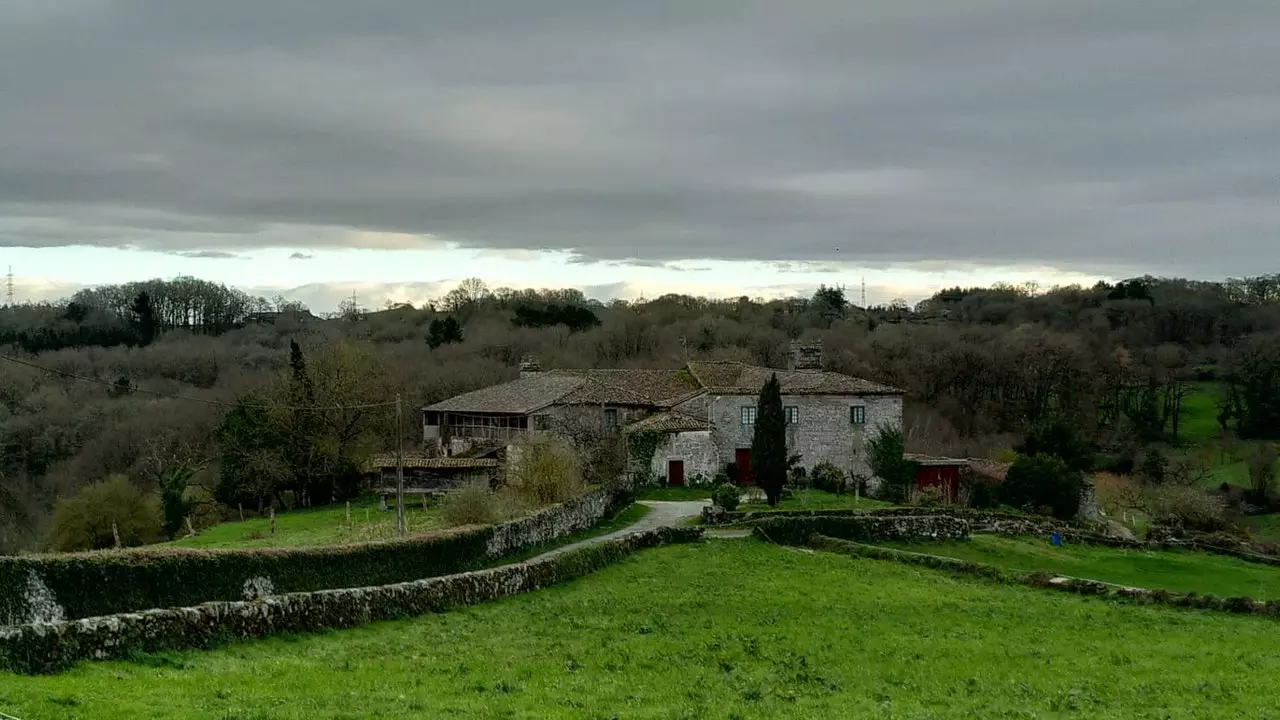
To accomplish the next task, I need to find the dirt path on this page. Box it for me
[541,500,709,557]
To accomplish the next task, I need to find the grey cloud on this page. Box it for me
[2,1,1279,277]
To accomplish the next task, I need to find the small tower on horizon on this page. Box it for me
[860,276,867,308]
[5,266,13,307]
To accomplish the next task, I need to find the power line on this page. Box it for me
[0,354,398,411]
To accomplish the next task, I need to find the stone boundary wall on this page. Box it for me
[806,535,1280,621]
[0,526,703,675]
[749,515,970,546]
[1,486,631,625]
[713,506,1280,568]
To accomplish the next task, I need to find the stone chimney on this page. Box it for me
[519,355,542,379]
[789,340,823,372]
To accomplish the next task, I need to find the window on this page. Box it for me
[740,406,756,425]
[850,405,866,425]
[604,408,619,427]
[785,406,799,425]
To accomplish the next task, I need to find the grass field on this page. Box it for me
[882,534,1280,599]
[635,486,715,501]
[739,488,891,512]
[169,494,448,549]
[7,540,1280,718]
[1176,381,1224,445]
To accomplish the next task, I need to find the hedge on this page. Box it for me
[806,534,1280,621]
[1,486,627,625]
[0,526,703,675]
[749,514,970,546]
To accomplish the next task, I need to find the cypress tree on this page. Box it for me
[751,373,787,506]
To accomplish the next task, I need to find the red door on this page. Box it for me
[735,448,753,485]
[668,460,685,487]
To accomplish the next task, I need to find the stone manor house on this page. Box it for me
[420,342,904,486]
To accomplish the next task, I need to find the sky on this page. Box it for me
[2,1,1278,311]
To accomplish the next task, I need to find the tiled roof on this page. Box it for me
[624,411,710,433]
[425,361,899,415]
[363,454,501,472]
[904,453,968,467]
[687,361,903,395]
[423,374,585,414]
[965,458,1011,482]
[549,369,702,407]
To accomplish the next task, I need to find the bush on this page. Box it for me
[1146,486,1228,533]
[1247,444,1279,506]
[49,475,163,552]
[505,435,585,505]
[1139,448,1169,485]
[1000,454,1086,520]
[712,483,741,511]
[965,476,1001,509]
[810,463,846,495]
[443,483,504,526]
[866,426,919,503]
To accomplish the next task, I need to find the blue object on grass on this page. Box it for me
[1050,531,1062,547]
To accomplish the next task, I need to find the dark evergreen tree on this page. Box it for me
[751,373,787,506]
[130,291,159,346]
[427,315,464,349]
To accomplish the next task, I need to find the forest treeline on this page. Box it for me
[3,273,1280,551]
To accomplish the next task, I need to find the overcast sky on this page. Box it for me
[2,1,1278,309]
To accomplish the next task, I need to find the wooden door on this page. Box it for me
[667,460,685,487]
[735,448,753,485]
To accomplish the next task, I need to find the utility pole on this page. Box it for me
[5,266,13,307]
[861,277,867,308]
[395,393,406,537]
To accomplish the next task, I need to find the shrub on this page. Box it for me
[1016,419,1094,472]
[1146,485,1228,533]
[712,483,741,511]
[443,483,504,526]
[505,434,585,505]
[1000,454,1086,520]
[49,475,163,552]
[1247,444,1279,506]
[866,425,919,503]
[810,463,846,495]
[965,476,1001,509]
[1139,448,1169,485]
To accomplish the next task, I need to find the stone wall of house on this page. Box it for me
[648,430,719,484]
[539,404,653,434]
[678,393,903,478]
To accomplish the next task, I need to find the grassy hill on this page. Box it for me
[169,494,447,549]
[884,534,1280,598]
[6,540,1280,718]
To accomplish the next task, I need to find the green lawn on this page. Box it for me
[169,494,447,549]
[882,534,1280,599]
[634,486,715,501]
[7,541,1280,718]
[1247,514,1280,544]
[1176,381,1225,445]
[739,488,891,512]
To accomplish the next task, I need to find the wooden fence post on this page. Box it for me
[269,507,276,536]
[112,522,121,549]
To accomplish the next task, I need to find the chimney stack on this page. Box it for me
[789,340,823,372]
[519,356,542,379]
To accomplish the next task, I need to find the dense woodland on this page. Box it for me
[3,273,1280,552]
